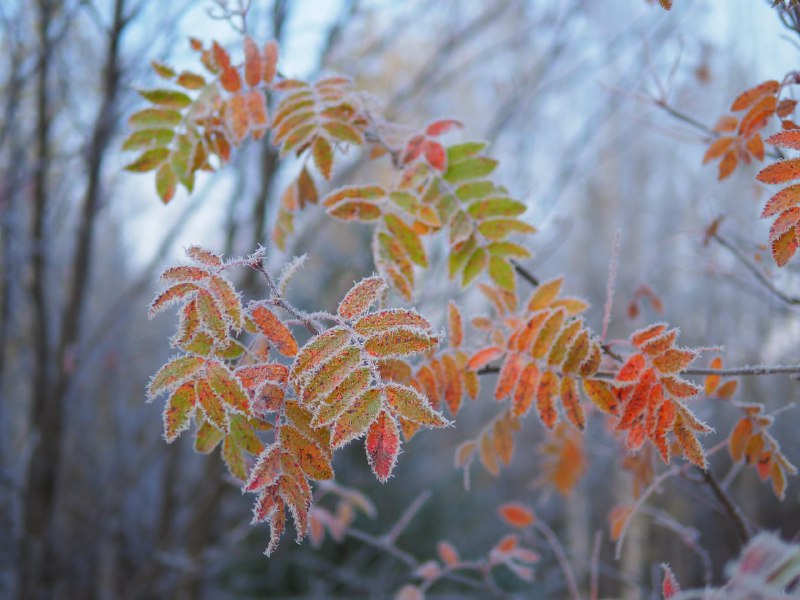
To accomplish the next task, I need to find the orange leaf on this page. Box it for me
[771,227,798,266]
[512,362,539,418]
[716,380,738,398]
[250,305,299,357]
[536,370,559,429]
[226,93,249,143]
[631,323,667,347]
[766,128,800,150]
[757,158,800,184]
[495,353,524,401]
[652,348,696,373]
[617,353,646,382]
[262,40,279,83]
[243,36,262,87]
[730,80,779,112]
[467,346,505,370]
[560,376,585,430]
[746,133,765,161]
[221,65,242,93]
[441,354,463,415]
[704,357,722,395]
[448,301,464,347]
[245,89,268,139]
[728,418,752,463]
[718,150,738,180]
[437,541,460,566]
[761,184,800,217]
[702,137,734,164]
[498,503,535,528]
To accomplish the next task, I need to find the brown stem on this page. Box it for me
[251,258,320,335]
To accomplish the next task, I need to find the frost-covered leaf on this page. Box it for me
[366,411,400,482]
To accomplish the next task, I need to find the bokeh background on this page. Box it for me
[1,0,799,598]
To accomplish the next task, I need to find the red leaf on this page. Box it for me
[425,119,463,137]
[425,140,447,171]
[402,135,426,164]
[365,410,400,482]
[661,564,681,599]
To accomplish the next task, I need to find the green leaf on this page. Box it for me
[444,157,498,184]
[322,121,363,145]
[467,197,526,219]
[148,355,204,399]
[207,361,250,414]
[488,256,515,291]
[448,235,477,279]
[155,164,177,204]
[477,218,536,241]
[384,214,428,267]
[446,142,487,164]
[139,88,192,109]
[163,382,197,442]
[222,436,247,480]
[124,147,169,172]
[194,418,224,453]
[455,180,496,201]
[462,247,487,287]
[128,108,182,129]
[486,241,532,259]
[122,129,174,151]
[312,136,334,179]
[331,388,382,448]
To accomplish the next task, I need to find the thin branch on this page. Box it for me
[479,363,800,378]
[248,255,320,335]
[590,530,601,600]
[615,466,680,560]
[386,490,431,543]
[344,490,500,595]
[712,232,800,306]
[700,467,750,546]
[534,519,582,600]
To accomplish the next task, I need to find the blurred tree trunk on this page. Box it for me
[19,1,128,596]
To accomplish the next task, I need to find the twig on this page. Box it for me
[700,467,750,546]
[534,519,582,600]
[386,490,431,543]
[712,232,800,307]
[615,466,680,560]
[345,490,499,595]
[478,363,800,378]
[511,260,540,287]
[601,231,621,342]
[590,530,601,600]
[247,254,320,335]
